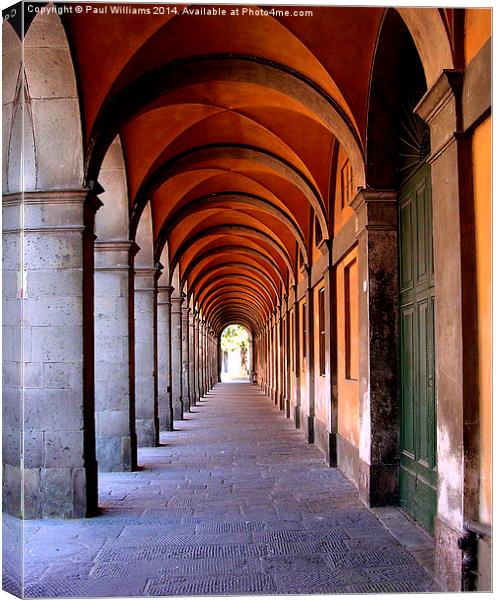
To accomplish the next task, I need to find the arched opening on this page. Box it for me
[219,324,251,383]
[367,8,434,533]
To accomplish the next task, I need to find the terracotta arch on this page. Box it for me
[135,144,328,244]
[201,286,269,316]
[180,245,284,290]
[194,273,277,311]
[158,192,308,263]
[190,263,280,302]
[168,224,295,284]
[203,291,268,322]
[86,56,364,190]
[187,253,284,298]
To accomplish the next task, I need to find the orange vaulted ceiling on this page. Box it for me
[61,4,450,333]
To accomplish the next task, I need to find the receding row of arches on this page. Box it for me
[2,4,491,591]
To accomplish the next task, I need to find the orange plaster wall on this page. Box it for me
[464,9,491,64]
[313,281,327,424]
[336,247,359,448]
[472,116,492,524]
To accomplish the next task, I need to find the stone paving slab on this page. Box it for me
[3,382,438,596]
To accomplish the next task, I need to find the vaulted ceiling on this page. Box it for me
[60,4,454,335]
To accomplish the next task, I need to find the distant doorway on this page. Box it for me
[220,324,251,382]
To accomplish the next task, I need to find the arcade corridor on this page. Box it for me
[2,3,492,595]
[4,383,437,597]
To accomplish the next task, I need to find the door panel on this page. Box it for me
[399,164,437,534]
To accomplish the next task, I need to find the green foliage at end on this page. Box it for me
[220,324,249,352]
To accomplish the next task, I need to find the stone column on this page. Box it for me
[181,303,190,412]
[157,285,173,431]
[416,71,480,591]
[203,325,209,392]
[194,313,201,400]
[303,276,315,443]
[94,239,138,472]
[350,189,398,506]
[323,253,338,466]
[9,190,99,518]
[134,267,159,447]
[271,314,277,403]
[2,193,23,518]
[188,309,197,404]
[279,305,286,410]
[284,299,292,418]
[198,320,205,396]
[266,324,271,396]
[170,293,183,420]
[293,285,301,428]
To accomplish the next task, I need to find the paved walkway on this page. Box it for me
[4,383,438,596]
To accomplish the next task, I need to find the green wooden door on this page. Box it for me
[398,163,437,534]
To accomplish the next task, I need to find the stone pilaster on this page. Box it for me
[94,239,138,472]
[194,313,201,400]
[157,285,173,431]
[292,285,301,428]
[350,188,398,506]
[276,310,284,409]
[198,320,205,396]
[416,70,479,592]
[2,192,23,517]
[188,309,197,404]
[181,304,190,412]
[4,190,98,518]
[134,267,160,447]
[322,251,338,467]
[303,273,315,444]
[170,294,183,420]
[271,312,278,404]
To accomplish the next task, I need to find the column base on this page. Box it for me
[22,466,92,519]
[136,418,158,448]
[306,415,314,444]
[435,517,464,591]
[279,394,285,411]
[285,397,291,419]
[313,418,337,467]
[358,460,398,507]
[294,405,300,429]
[96,435,136,472]
[173,400,184,421]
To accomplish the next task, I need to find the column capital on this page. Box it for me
[157,285,173,306]
[415,69,463,125]
[351,188,397,235]
[415,69,464,161]
[157,284,174,293]
[95,240,138,271]
[135,267,159,291]
[15,189,92,234]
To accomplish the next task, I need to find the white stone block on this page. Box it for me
[27,270,82,298]
[95,410,130,437]
[31,98,83,190]
[24,362,43,388]
[24,389,83,431]
[43,431,84,468]
[30,325,82,362]
[24,297,82,327]
[43,362,82,390]
[24,232,83,271]
[25,48,78,100]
